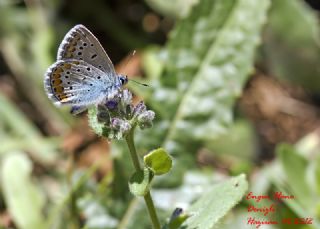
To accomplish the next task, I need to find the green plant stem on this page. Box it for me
[143,192,160,228]
[125,130,141,171]
[125,129,161,229]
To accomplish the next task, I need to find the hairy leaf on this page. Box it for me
[129,168,154,196]
[135,0,270,175]
[144,148,172,175]
[182,174,248,228]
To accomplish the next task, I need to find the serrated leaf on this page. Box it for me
[1,152,46,229]
[263,0,320,91]
[129,167,154,196]
[144,148,172,175]
[182,174,248,229]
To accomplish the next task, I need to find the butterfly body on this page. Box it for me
[44,24,127,112]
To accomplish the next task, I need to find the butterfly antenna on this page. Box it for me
[121,50,149,87]
[129,79,149,87]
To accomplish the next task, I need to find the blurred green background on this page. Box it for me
[0,0,320,228]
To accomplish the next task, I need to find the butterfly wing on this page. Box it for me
[57,24,116,75]
[70,105,88,115]
[44,59,119,107]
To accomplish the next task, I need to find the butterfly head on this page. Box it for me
[118,74,128,86]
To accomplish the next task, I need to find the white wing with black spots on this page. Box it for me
[57,24,116,75]
[44,59,120,106]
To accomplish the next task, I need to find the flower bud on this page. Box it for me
[137,110,155,129]
[133,101,147,117]
[122,89,133,106]
[97,107,110,124]
[111,118,131,139]
[106,100,118,110]
[89,89,155,140]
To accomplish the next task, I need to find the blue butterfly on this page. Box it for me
[44,25,128,114]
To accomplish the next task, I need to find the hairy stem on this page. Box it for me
[125,129,161,229]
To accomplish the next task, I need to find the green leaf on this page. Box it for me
[168,215,189,229]
[294,131,320,198]
[131,0,270,186]
[276,144,313,208]
[144,148,172,175]
[0,93,58,163]
[266,155,320,228]
[87,106,107,137]
[162,0,270,142]
[182,174,248,229]
[48,165,100,229]
[1,152,46,229]
[145,0,198,18]
[129,167,154,196]
[142,0,270,147]
[167,208,190,229]
[315,157,320,196]
[263,0,320,91]
[204,119,256,160]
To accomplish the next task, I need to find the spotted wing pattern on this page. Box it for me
[57,24,115,74]
[44,59,119,106]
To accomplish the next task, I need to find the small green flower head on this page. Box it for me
[88,89,155,140]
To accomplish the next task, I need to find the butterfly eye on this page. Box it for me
[120,76,128,85]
